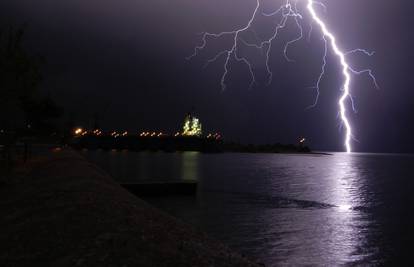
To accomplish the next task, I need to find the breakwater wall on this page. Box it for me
[0,149,258,266]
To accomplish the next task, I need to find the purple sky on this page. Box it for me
[1,0,413,152]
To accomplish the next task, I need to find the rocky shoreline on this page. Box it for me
[0,149,259,266]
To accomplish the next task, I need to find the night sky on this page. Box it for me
[1,0,413,153]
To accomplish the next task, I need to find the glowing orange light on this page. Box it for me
[74,128,83,135]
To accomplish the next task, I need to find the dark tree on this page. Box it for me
[0,26,62,165]
[21,93,64,135]
[0,25,42,129]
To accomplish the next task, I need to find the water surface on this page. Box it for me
[83,150,414,266]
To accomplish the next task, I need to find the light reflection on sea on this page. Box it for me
[83,151,414,266]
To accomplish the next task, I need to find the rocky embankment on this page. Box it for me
[0,149,259,267]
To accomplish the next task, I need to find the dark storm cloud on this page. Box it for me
[1,0,413,152]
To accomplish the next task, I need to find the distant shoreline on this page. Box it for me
[71,135,312,154]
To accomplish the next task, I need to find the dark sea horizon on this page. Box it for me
[82,150,414,266]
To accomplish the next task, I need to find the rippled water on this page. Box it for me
[83,151,414,266]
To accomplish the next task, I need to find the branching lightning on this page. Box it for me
[188,0,378,153]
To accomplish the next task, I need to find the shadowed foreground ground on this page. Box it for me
[0,150,258,266]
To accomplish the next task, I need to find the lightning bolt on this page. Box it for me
[188,0,378,153]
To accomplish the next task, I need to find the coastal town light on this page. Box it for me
[182,114,202,137]
[74,128,83,135]
[93,129,102,136]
